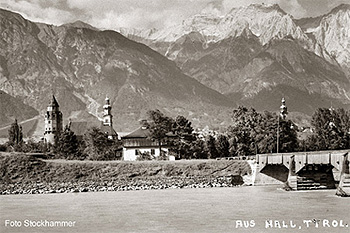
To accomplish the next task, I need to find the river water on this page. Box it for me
[0,186,349,233]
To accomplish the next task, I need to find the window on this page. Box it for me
[151,149,155,155]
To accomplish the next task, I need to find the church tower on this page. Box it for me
[103,97,112,126]
[44,95,63,144]
[280,97,288,120]
[101,97,118,140]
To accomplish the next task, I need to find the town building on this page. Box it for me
[44,95,63,144]
[121,121,175,161]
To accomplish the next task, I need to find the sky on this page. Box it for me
[0,0,349,30]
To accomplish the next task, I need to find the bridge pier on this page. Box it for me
[336,153,350,197]
[254,150,350,196]
[286,155,297,190]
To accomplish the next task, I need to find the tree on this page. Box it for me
[55,125,81,159]
[172,115,197,159]
[23,139,45,153]
[190,138,207,159]
[307,108,350,150]
[254,111,276,154]
[227,106,299,155]
[145,110,174,157]
[205,135,219,159]
[227,106,263,156]
[8,119,23,151]
[278,119,299,153]
[83,127,122,160]
[216,134,230,158]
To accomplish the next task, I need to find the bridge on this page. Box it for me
[254,150,350,196]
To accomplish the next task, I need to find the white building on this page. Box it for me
[121,123,175,161]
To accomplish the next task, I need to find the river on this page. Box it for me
[0,186,349,233]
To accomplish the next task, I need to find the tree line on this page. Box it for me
[1,122,122,160]
[1,107,349,160]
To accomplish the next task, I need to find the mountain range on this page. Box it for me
[0,8,233,136]
[0,4,349,138]
[119,3,350,114]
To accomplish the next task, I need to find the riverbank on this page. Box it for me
[0,153,251,195]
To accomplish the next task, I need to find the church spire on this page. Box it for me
[103,97,112,126]
[101,97,118,140]
[51,95,59,107]
[280,97,288,120]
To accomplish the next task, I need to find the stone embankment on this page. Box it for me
[0,153,251,195]
[1,176,244,195]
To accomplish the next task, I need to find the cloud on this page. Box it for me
[64,0,211,29]
[0,0,77,25]
[0,0,347,30]
[201,0,225,15]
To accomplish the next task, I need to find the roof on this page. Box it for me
[122,126,149,139]
[122,126,176,139]
[70,121,88,136]
[51,95,59,107]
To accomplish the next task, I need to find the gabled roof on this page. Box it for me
[122,126,176,139]
[122,126,149,139]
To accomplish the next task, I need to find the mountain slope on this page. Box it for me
[0,90,38,127]
[0,8,234,132]
[163,33,350,112]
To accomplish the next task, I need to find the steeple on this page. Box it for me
[103,97,112,126]
[280,97,288,120]
[101,97,118,140]
[51,95,59,107]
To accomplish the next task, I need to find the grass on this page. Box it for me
[0,153,251,185]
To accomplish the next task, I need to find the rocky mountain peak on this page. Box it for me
[329,3,350,15]
[62,20,99,31]
[232,3,286,15]
[135,3,307,47]
[309,4,350,76]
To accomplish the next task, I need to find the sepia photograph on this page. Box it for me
[0,0,349,232]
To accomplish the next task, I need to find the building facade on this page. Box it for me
[44,95,63,144]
